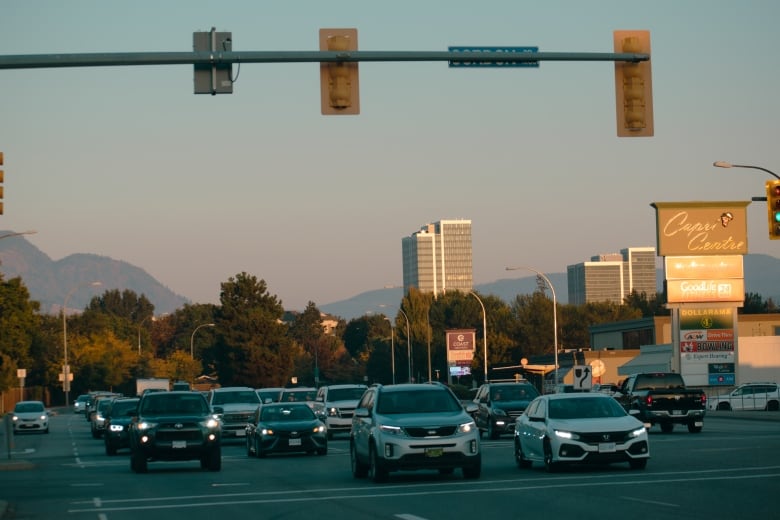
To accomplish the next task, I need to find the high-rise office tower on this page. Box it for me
[567,247,657,305]
[402,219,473,297]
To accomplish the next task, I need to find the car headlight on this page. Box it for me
[202,418,220,429]
[379,424,403,436]
[554,429,579,440]
[137,421,157,431]
[458,420,477,434]
[327,407,338,417]
[109,424,124,432]
[313,425,326,433]
[261,428,275,436]
[630,426,647,438]
[11,415,18,422]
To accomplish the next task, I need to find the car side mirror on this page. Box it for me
[354,407,370,418]
[212,406,224,415]
[464,402,478,414]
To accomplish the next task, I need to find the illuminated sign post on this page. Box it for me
[446,329,476,384]
[652,202,750,386]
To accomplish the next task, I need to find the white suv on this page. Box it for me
[350,383,481,483]
[316,384,367,439]
[710,382,779,411]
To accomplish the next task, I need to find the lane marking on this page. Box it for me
[620,496,679,508]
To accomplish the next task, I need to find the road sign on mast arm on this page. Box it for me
[193,28,234,95]
[320,28,360,115]
[614,30,653,137]
[448,46,539,68]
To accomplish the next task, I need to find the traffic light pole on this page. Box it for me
[0,50,648,70]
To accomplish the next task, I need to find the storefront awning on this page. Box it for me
[618,351,671,376]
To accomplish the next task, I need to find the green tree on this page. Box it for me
[208,272,292,387]
[0,274,41,392]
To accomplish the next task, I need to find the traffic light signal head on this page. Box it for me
[319,28,360,115]
[767,180,780,239]
[614,30,653,137]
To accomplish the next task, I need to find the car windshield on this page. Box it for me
[261,406,314,421]
[15,402,44,413]
[328,388,366,401]
[491,385,538,401]
[110,400,139,416]
[211,390,261,405]
[141,395,209,415]
[281,390,317,402]
[548,397,627,419]
[376,390,461,414]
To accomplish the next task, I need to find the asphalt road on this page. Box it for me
[1,408,779,519]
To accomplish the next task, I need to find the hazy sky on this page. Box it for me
[1,1,778,311]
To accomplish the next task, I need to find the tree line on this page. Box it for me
[0,270,776,405]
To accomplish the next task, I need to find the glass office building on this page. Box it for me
[567,247,657,305]
[402,219,473,297]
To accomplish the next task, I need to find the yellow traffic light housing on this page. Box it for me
[614,30,653,137]
[767,180,780,240]
[319,28,360,115]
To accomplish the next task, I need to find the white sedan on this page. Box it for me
[514,392,649,471]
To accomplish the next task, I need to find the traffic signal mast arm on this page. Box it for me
[0,50,648,70]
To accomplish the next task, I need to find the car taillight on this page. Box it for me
[700,394,707,406]
[644,395,653,407]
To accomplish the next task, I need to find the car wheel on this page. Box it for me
[660,422,674,433]
[130,450,147,473]
[514,438,532,469]
[203,446,221,471]
[717,402,732,411]
[91,425,100,439]
[687,422,702,433]
[350,441,368,478]
[317,446,328,456]
[543,439,559,473]
[246,435,254,457]
[439,468,455,475]
[106,442,117,456]
[327,430,334,440]
[368,444,389,483]
[462,459,481,479]
[629,458,648,470]
[766,401,779,411]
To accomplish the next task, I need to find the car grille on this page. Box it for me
[338,408,355,419]
[404,425,458,437]
[223,412,252,423]
[577,429,634,444]
[155,421,205,442]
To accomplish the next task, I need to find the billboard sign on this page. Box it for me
[651,201,750,256]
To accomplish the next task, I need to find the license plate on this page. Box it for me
[425,448,444,458]
[289,438,302,446]
[672,410,683,415]
[172,440,187,449]
[598,442,616,453]
[236,429,246,437]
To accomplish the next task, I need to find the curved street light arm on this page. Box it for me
[505,266,559,391]
[469,291,489,384]
[713,161,780,180]
[190,323,215,359]
[398,308,412,383]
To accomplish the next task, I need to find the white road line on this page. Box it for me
[620,496,679,508]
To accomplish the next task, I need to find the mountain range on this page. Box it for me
[0,232,778,320]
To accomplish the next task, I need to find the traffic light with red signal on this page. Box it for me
[767,180,780,240]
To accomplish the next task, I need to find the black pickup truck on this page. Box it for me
[616,372,706,433]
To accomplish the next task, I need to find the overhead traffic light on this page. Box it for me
[614,30,653,137]
[319,28,360,115]
[767,180,780,240]
[0,151,4,215]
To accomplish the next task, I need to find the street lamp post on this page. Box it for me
[384,317,396,384]
[713,161,780,180]
[469,291,488,384]
[398,309,411,383]
[190,323,215,359]
[505,266,559,391]
[137,315,153,355]
[62,280,102,407]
